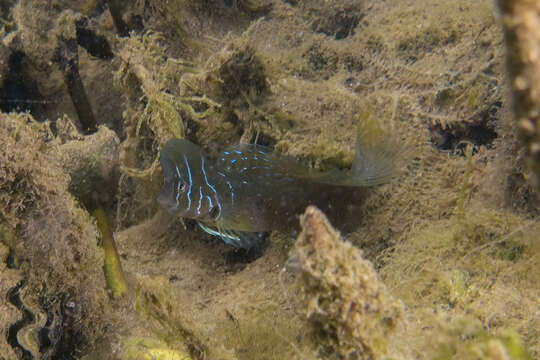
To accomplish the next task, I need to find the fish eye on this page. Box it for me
[178,181,187,192]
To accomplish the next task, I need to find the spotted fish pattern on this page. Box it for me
[158,122,404,249]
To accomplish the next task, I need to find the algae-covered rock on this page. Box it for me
[53,121,120,206]
[290,206,403,359]
[422,316,534,360]
[0,113,111,357]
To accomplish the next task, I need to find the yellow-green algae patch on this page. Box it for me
[134,275,206,359]
[124,337,192,360]
[381,204,539,358]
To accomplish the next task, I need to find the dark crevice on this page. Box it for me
[106,0,130,37]
[0,51,46,116]
[254,132,277,147]
[312,8,363,40]
[429,101,501,155]
[6,247,18,269]
[37,295,57,358]
[75,22,114,60]
[429,121,498,155]
[222,232,270,267]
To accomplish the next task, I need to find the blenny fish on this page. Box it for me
[158,120,403,249]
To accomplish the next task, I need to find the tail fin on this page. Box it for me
[349,112,406,186]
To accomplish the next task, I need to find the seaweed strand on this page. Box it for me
[93,207,127,299]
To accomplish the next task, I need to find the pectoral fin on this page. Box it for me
[197,222,267,250]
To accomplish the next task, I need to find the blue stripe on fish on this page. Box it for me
[197,186,203,215]
[201,157,221,219]
[226,180,234,205]
[183,155,193,211]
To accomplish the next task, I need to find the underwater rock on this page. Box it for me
[290,206,403,359]
[53,122,120,207]
[0,113,111,357]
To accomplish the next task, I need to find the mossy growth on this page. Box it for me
[310,134,354,170]
[0,222,16,249]
[290,206,403,359]
[0,113,111,355]
[424,316,534,360]
[215,302,310,360]
[134,275,206,360]
[381,204,540,356]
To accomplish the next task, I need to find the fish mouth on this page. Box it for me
[157,178,184,214]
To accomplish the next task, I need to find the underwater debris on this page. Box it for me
[105,0,130,37]
[289,206,403,359]
[55,10,98,134]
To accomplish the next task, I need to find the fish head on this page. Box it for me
[158,139,222,222]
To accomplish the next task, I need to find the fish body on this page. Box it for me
[158,121,403,249]
[159,142,327,232]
